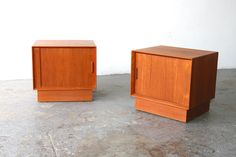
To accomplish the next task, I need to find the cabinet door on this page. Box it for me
[135,53,192,108]
[39,48,96,89]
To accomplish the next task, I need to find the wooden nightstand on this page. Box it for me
[131,45,218,122]
[32,40,96,102]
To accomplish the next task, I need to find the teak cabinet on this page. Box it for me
[131,46,218,122]
[32,40,96,102]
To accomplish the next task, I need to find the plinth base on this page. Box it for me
[135,97,210,122]
[37,89,93,102]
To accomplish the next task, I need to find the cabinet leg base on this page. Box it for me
[135,97,210,122]
[37,90,93,102]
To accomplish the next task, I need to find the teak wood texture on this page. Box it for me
[131,45,218,122]
[32,40,96,102]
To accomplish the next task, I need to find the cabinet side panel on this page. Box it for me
[190,53,218,108]
[32,48,41,89]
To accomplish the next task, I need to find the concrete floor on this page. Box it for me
[0,69,236,157]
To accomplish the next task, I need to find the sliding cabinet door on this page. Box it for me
[135,53,192,108]
[39,48,96,89]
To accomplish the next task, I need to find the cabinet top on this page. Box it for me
[133,45,218,59]
[33,40,96,48]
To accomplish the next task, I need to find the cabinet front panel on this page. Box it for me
[40,48,96,89]
[135,53,192,108]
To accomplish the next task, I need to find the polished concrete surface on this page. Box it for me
[0,69,236,157]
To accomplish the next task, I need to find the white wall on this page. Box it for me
[0,0,235,80]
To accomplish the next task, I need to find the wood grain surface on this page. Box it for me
[134,45,217,59]
[134,53,192,109]
[131,45,218,122]
[32,40,96,101]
